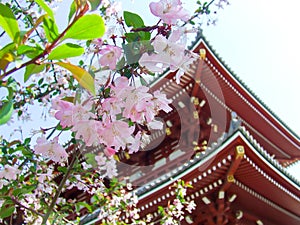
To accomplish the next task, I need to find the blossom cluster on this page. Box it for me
[139,30,196,84]
[41,76,172,164]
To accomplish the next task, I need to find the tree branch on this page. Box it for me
[42,144,83,224]
[11,197,44,217]
[0,3,89,80]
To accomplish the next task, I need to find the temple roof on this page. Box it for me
[136,128,300,224]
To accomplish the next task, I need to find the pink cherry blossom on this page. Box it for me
[100,120,135,151]
[52,98,94,128]
[186,200,196,213]
[95,152,107,166]
[72,101,95,122]
[72,120,102,146]
[99,45,122,70]
[0,165,20,180]
[127,132,141,154]
[106,1,122,17]
[122,86,153,123]
[153,90,172,113]
[148,119,164,130]
[149,0,190,24]
[134,100,155,123]
[34,136,68,163]
[110,76,134,99]
[139,34,194,83]
[52,98,74,128]
[103,159,118,178]
[104,146,116,157]
[102,97,123,120]
[139,34,185,72]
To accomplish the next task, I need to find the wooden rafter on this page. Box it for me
[221,145,245,192]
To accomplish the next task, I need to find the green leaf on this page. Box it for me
[17,45,37,55]
[12,185,36,197]
[0,3,20,43]
[140,77,148,86]
[48,43,84,60]
[24,64,46,82]
[0,43,16,71]
[140,31,151,41]
[43,16,59,42]
[68,1,76,23]
[0,204,15,219]
[123,11,144,28]
[76,202,93,213]
[21,146,33,158]
[88,0,101,11]
[84,153,98,167]
[116,56,125,70]
[57,166,67,173]
[0,43,16,58]
[0,87,13,125]
[34,0,54,20]
[123,40,152,65]
[21,45,43,59]
[17,45,43,59]
[61,96,75,103]
[125,31,150,42]
[0,53,14,71]
[62,14,105,40]
[56,62,95,95]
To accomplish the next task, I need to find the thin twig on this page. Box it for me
[11,197,44,217]
[41,144,83,224]
[0,4,89,80]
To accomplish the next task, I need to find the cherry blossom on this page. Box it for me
[0,179,9,189]
[95,152,107,166]
[0,0,230,222]
[100,120,135,151]
[99,45,122,70]
[127,132,141,154]
[104,146,116,157]
[72,120,101,146]
[153,90,172,113]
[148,119,164,130]
[52,98,74,128]
[34,136,68,163]
[104,159,118,178]
[149,0,190,24]
[106,1,122,17]
[139,34,194,83]
[122,86,153,123]
[52,98,95,128]
[0,165,20,180]
[186,200,196,213]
